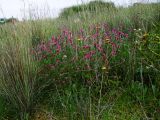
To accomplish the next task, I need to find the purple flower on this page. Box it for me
[84,51,96,59]
[83,45,90,49]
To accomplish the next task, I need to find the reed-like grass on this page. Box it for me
[0,22,39,119]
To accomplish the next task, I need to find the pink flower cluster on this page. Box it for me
[84,51,96,59]
[33,23,129,68]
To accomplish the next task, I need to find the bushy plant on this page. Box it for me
[33,23,128,88]
[59,1,116,18]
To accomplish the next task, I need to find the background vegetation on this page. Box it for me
[0,0,160,119]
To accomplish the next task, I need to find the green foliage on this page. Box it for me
[0,97,6,118]
[59,1,116,18]
[132,29,160,86]
[129,3,160,30]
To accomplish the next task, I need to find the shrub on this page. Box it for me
[59,1,116,18]
[33,23,128,87]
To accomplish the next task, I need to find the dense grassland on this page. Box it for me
[0,1,160,120]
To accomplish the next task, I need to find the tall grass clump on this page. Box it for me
[0,23,39,119]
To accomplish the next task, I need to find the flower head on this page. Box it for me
[142,33,148,41]
[83,45,90,49]
[102,66,106,70]
[77,38,82,41]
[84,51,96,59]
[63,55,67,59]
[143,33,148,37]
[104,38,110,44]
